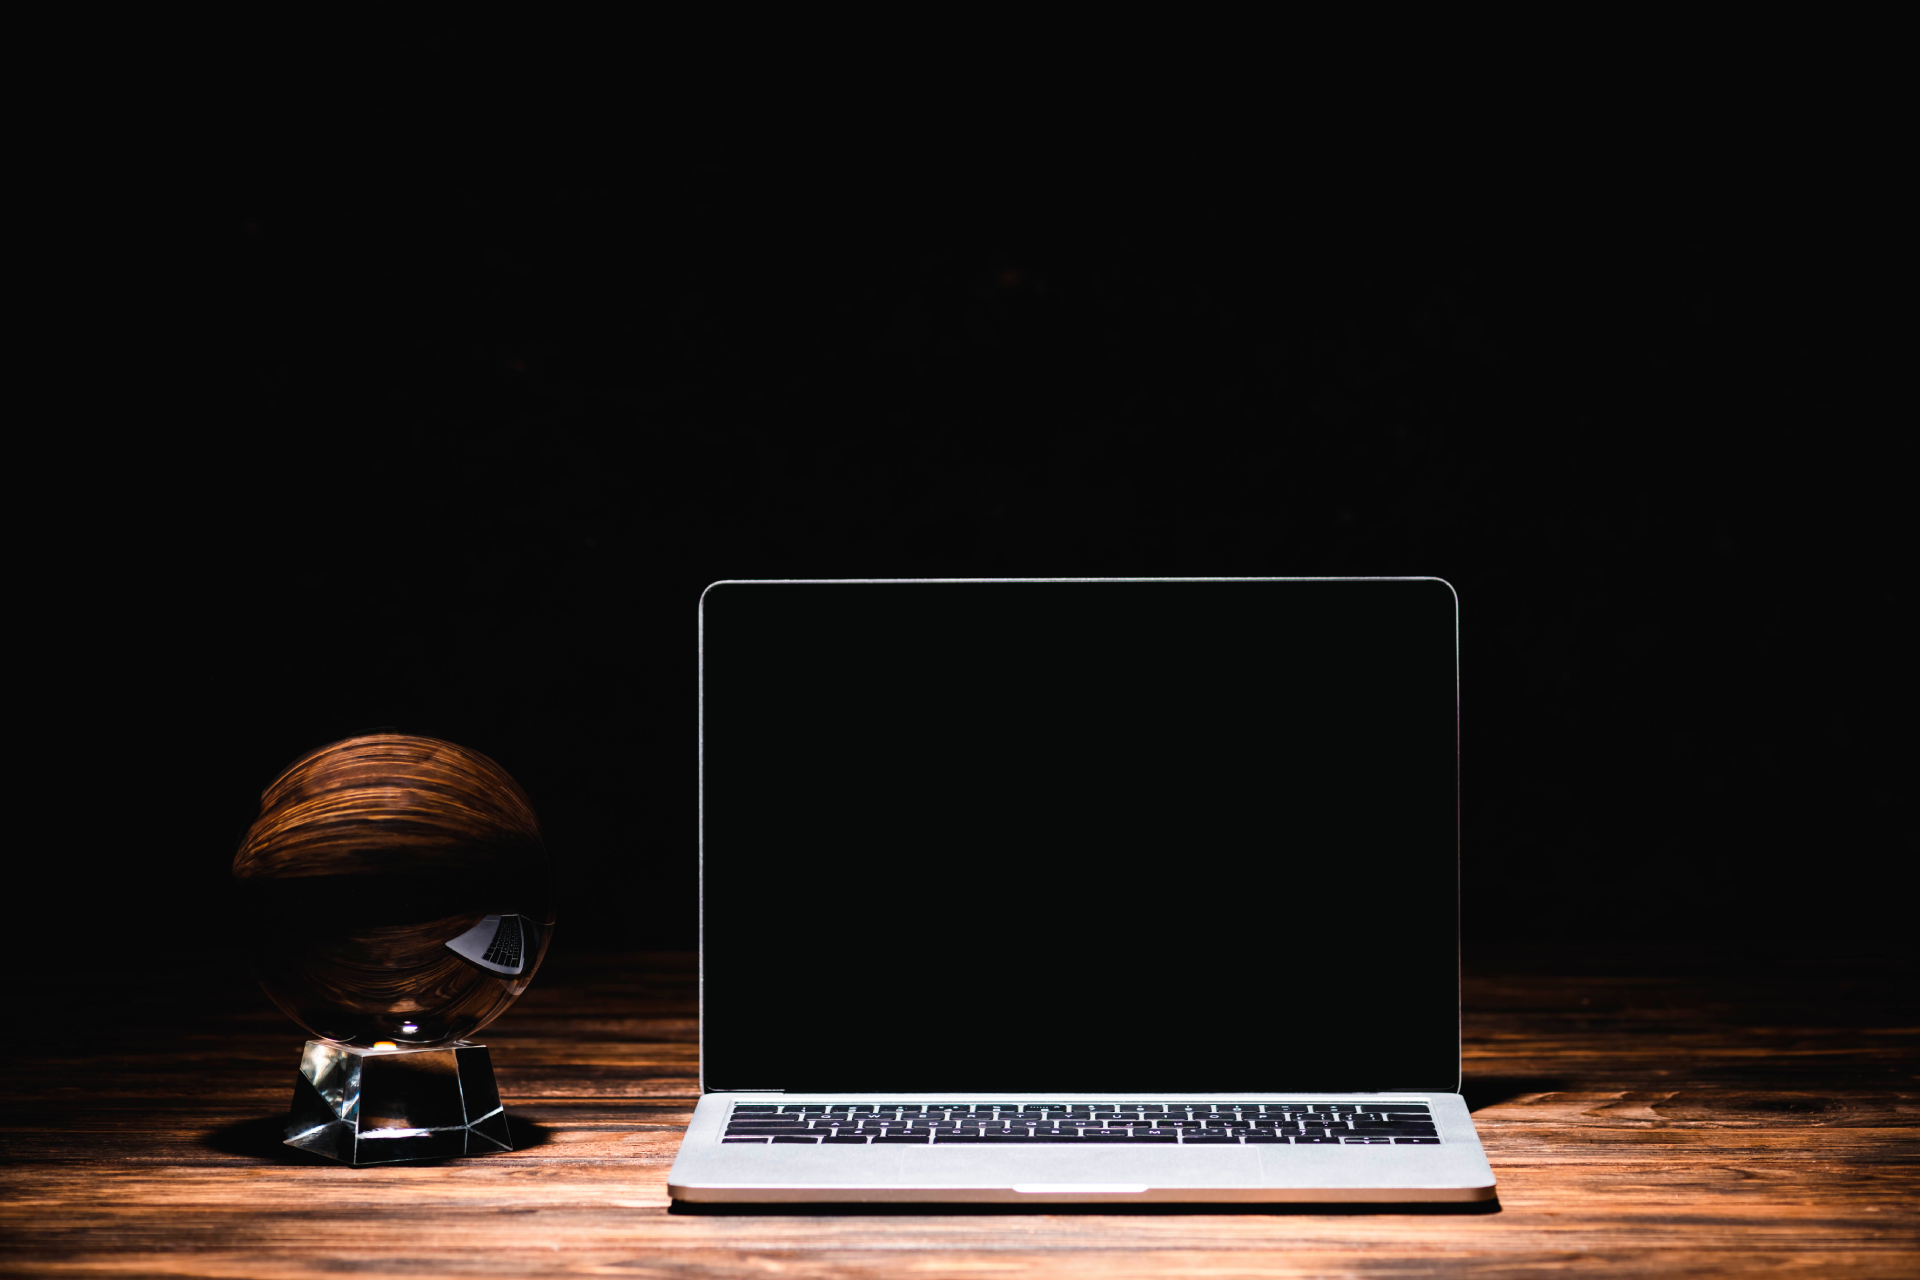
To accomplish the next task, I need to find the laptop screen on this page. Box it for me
[700,578,1459,1092]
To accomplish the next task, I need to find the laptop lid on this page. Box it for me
[699,577,1460,1093]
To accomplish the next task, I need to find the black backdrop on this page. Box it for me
[31,40,1906,968]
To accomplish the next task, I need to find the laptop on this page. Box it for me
[668,577,1495,1204]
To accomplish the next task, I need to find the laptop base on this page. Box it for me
[671,1184,1497,1205]
[669,1093,1496,1205]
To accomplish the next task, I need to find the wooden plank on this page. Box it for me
[3,947,1915,1278]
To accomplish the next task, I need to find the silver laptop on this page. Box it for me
[669,577,1494,1205]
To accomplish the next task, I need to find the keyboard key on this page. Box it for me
[1395,1137,1442,1145]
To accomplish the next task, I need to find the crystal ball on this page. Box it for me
[233,734,555,1047]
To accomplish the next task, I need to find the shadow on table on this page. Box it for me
[1462,1077,1569,1111]
[671,1199,1502,1217]
[203,1112,554,1164]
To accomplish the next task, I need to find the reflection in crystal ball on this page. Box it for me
[233,734,555,1048]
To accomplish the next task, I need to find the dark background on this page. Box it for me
[32,39,1906,969]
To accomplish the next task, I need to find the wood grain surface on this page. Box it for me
[5,945,1916,1278]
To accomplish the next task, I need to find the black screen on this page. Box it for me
[700,578,1459,1092]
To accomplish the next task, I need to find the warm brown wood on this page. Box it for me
[5,945,1916,1278]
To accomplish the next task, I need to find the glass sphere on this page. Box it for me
[233,734,555,1047]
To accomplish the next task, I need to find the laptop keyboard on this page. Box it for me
[722,1102,1439,1145]
[481,916,524,971]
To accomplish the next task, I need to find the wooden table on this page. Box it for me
[6,944,1916,1277]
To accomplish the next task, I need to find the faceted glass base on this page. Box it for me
[285,1040,511,1165]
